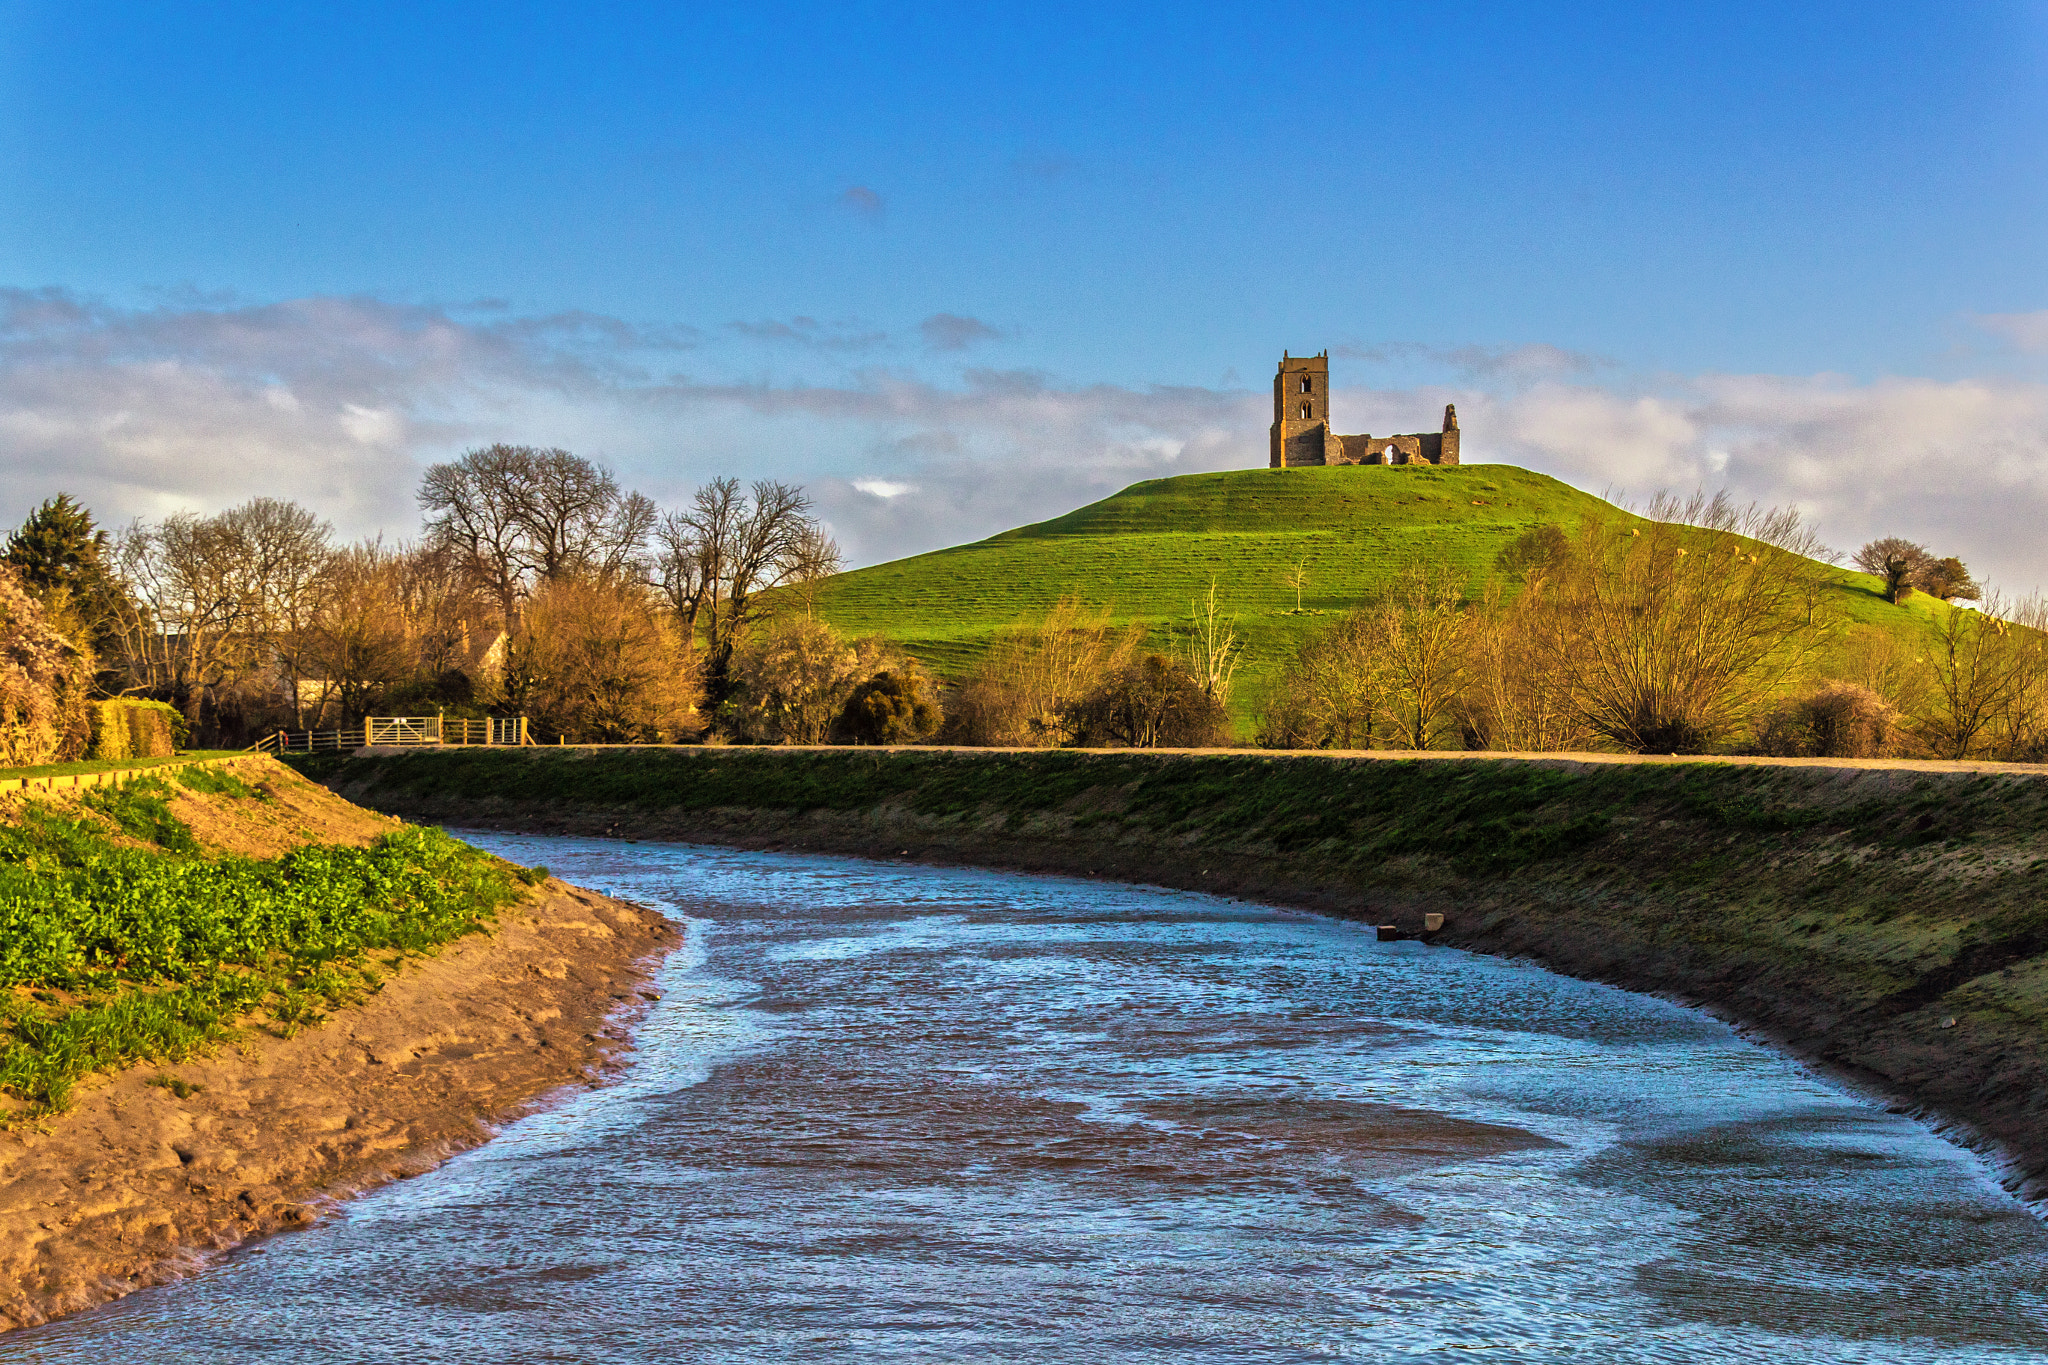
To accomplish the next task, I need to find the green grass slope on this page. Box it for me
[807,463,1944,729]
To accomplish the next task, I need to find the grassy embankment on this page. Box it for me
[318,743,2048,1190]
[0,751,243,783]
[0,765,540,1118]
[803,464,1948,727]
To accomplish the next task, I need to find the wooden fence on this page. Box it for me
[251,716,529,754]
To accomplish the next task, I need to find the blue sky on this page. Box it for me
[2,2,2046,587]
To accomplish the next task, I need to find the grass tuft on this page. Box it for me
[83,776,199,852]
[174,765,262,799]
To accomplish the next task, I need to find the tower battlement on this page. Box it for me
[1268,352,1460,468]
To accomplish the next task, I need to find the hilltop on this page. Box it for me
[806,463,1942,727]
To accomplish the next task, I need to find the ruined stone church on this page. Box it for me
[1268,352,1459,468]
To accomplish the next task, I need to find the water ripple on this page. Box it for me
[6,835,2045,1364]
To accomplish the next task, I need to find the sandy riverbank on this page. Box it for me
[0,760,680,1333]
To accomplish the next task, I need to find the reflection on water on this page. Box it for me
[8,835,2046,1363]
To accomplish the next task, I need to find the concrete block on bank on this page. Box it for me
[1424,913,1445,933]
[1376,925,1399,942]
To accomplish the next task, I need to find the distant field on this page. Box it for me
[805,463,1944,730]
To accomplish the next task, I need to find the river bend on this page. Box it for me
[6,834,2045,1362]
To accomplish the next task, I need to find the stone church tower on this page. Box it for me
[1270,352,1338,469]
[1269,352,1460,468]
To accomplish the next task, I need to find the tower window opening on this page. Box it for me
[1300,376,1312,393]
[1299,402,1312,420]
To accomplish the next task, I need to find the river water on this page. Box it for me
[6,833,2047,1363]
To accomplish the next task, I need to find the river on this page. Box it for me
[6,832,2047,1362]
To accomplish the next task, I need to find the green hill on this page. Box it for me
[807,463,1943,729]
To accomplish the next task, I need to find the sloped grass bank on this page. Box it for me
[321,745,2048,1195]
[0,770,535,1115]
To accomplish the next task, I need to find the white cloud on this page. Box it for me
[1,287,2045,596]
[1466,373,2048,590]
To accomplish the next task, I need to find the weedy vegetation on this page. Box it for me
[0,797,529,1117]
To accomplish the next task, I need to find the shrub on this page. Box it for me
[728,616,860,744]
[730,618,921,745]
[1756,683,1899,758]
[1492,524,1569,582]
[943,597,1142,747]
[1062,653,1228,748]
[0,566,92,766]
[88,699,186,760]
[86,701,128,761]
[834,670,942,745]
[502,577,700,743]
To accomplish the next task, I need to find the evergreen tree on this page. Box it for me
[4,494,132,676]
[7,494,107,591]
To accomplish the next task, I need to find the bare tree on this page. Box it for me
[225,498,333,725]
[1917,596,2029,759]
[652,477,838,701]
[1853,537,1931,605]
[1460,577,1590,752]
[1530,499,1830,753]
[784,522,846,619]
[418,445,654,627]
[1990,595,2048,761]
[1282,558,1311,613]
[109,498,332,736]
[1369,561,1471,750]
[299,542,412,724]
[1177,578,1243,707]
[1257,611,1385,749]
[393,541,500,682]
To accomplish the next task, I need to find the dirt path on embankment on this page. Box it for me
[0,762,680,1334]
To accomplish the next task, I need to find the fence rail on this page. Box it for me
[250,716,529,754]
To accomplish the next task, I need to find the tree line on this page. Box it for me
[1250,498,2047,761]
[0,445,906,754]
[0,453,2041,764]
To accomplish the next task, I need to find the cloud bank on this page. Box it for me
[2,287,2045,594]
